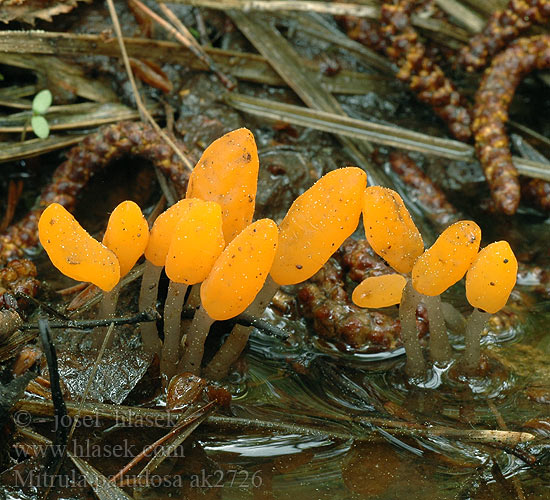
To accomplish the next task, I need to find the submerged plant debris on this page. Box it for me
[0,1,550,499]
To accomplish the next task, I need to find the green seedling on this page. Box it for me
[31,89,52,139]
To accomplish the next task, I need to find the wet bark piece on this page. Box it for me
[0,121,190,263]
[339,1,472,142]
[472,35,550,215]
[459,0,550,72]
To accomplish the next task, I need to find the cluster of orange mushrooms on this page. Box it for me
[37,128,517,383]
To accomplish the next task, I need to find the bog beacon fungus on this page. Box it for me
[161,200,225,380]
[139,198,200,354]
[407,220,481,374]
[179,219,279,375]
[352,274,407,309]
[186,127,259,243]
[38,203,120,292]
[203,167,367,380]
[463,241,518,372]
[95,200,149,347]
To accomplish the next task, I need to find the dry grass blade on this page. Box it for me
[136,403,215,478]
[434,0,485,32]
[229,10,394,189]
[15,399,541,447]
[158,0,379,17]
[225,93,550,181]
[130,0,235,89]
[0,54,117,103]
[0,135,87,164]
[225,92,472,160]
[105,0,194,171]
[0,31,388,94]
[0,102,158,133]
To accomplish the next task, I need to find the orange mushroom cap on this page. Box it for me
[145,198,203,267]
[200,219,278,321]
[352,274,407,308]
[269,167,367,286]
[38,203,120,292]
[466,241,517,314]
[165,201,225,285]
[362,186,424,273]
[102,201,149,277]
[186,128,259,243]
[412,220,481,296]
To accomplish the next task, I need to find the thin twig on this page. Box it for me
[131,0,235,90]
[22,309,160,331]
[110,401,217,483]
[105,0,194,171]
[16,399,541,448]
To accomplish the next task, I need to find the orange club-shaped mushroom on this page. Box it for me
[204,167,367,380]
[179,219,278,376]
[94,200,149,347]
[38,203,120,291]
[186,127,259,243]
[138,198,204,354]
[463,241,517,371]
[161,200,225,380]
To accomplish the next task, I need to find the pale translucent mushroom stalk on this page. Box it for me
[203,275,279,380]
[138,261,163,354]
[205,167,366,380]
[399,280,426,378]
[94,200,149,349]
[161,200,224,382]
[462,308,490,372]
[179,219,279,376]
[421,294,451,364]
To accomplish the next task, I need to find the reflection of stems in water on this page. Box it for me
[16,399,536,447]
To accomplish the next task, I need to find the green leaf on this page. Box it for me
[31,115,50,139]
[32,89,52,115]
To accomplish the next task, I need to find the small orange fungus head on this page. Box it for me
[102,201,149,277]
[38,203,120,292]
[145,198,201,266]
[270,167,367,286]
[466,241,517,314]
[200,219,278,321]
[165,201,225,285]
[186,128,259,243]
[362,187,424,273]
[412,220,481,296]
[352,274,407,308]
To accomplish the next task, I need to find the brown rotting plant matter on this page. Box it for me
[339,0,472,142]
[0,121,190,263]
[459,0,550,72]
[297,238,428,351]
[472,34,550,215]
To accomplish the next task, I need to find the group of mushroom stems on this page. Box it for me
[37,128,518,384]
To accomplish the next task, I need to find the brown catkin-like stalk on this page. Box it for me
[0,121,190,264]
[339,1,472,142]
[459,0,550,72]
[472,35,550,215]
